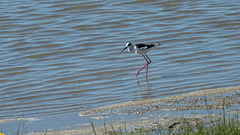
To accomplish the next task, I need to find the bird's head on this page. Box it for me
[126,42,132,47]
[121,42,132,53]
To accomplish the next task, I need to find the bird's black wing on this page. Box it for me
[135,43,155,49]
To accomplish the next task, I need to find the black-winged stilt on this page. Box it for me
[121,42,160,78]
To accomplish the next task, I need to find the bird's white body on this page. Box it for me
[123,42,160,54]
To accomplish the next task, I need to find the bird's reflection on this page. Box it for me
[137,76,150,89]
[136,77,153,99]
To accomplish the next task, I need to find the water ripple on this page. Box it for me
[0,0,240,133]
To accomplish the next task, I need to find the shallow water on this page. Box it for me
[0,0,240,133]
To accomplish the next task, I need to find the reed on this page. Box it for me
[90,101,240,135]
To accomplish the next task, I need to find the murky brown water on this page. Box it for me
[0,0,240,133]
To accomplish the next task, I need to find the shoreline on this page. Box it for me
[33,86,240,134]
[80,86,240,116]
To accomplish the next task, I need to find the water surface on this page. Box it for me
[0,0,240,133]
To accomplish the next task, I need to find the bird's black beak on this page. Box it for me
[120,47,127,53]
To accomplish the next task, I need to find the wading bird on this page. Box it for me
[121,42,160,78]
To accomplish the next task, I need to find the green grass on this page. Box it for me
[90,96,240,135]
[90,114,240,135]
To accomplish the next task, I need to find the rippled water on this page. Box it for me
[1,0,240,133]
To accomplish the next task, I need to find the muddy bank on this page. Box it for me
[41,86,240,134]
[80,86,240,116]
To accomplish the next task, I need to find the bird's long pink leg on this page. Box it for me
[136,54,150,77]
[145,54,151,64]
[146,62,148,78]
[145,54,151,78]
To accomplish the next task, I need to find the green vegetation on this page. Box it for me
[90,113,240,135]
[170,115,240,135]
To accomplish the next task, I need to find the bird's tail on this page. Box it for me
[155,43,161,47]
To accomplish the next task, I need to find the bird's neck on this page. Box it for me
[128,45,135,53]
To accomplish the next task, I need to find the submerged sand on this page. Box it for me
[40,86,240,135]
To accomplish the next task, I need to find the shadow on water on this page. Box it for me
[161,73,190,78]
[135,73,189,99]
[136,72,188,91]
[137,77,150,89]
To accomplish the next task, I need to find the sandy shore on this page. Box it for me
[38,86,240,135]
